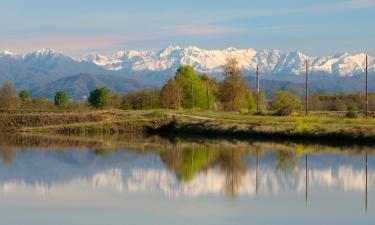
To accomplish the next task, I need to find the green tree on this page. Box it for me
[219,57,249,111]
[54,90,68,107]
[199,74,219,110]
[271,91,302,115]
[88,87,111,108]
[18,90,31,102]
[247,91,256,113]
[175,66,214,109]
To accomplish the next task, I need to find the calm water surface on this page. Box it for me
[0,134,373,225]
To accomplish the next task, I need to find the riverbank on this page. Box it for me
[0,110,173,134]
[152,111,375,143]
[1,109,375,142]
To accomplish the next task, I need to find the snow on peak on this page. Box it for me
[0,50,17,58]
[39,48,52,53]
[34,48,55,56]
[77,46,374,76]
[23,48,61,60]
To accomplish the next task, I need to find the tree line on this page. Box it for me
[0,57,372,116]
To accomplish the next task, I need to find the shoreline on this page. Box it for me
[1,110,375,143]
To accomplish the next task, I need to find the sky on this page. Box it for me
[0,0,374,56]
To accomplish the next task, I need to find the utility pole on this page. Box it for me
[366,54,368,116]
[256,66,260,113]
[206,78,210,110]
[305,60,309,115]
[150,94,153,110]
[191,79,195,109]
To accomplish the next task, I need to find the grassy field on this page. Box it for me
[157,110,375,142]
[0,109,173,134]
[1,109,375,142]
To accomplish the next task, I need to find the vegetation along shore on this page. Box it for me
[0,57,374,142]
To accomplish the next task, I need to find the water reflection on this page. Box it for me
[0,135,373,199]
[0,135,375,225]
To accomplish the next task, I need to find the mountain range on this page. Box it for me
[0,46,374,99]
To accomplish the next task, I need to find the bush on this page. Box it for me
[19,90,31,102]
[346,110,358,118]
[272,91,302,116]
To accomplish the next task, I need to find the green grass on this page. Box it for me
[2,109,375,142]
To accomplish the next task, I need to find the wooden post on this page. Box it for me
[365,152,368,212]
[366,54,368,117]
[256,66,260,113]
[305,154,308,205]
[206,79,210,110]
[256,148,259,195]
[191,79,195,109]
[305,60,309,115]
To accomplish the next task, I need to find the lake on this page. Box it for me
[0,134,373,225]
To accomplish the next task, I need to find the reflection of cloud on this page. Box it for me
[1,166,374,198]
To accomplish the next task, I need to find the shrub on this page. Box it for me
[271,91,302,116]
[19,90,31,102]
[346,110,358,118]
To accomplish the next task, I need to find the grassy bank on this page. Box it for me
[152,110,375,143]
[1,109,375,142]
[0,110,173,134]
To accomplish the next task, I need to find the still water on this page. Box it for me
[0,134,373,225]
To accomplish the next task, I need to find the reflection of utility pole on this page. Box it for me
[305,154,308,205]
[256,148,259,195]
[205,148,210,176]
[256,66,260,114]
[191,147,195,168]
[365,55,369,117]
[305,60,309,115]
[365,152,368,212]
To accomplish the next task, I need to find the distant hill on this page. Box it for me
[30,74,146,100]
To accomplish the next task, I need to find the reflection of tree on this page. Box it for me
[0,147,17,166]
[94,148,110,157]
[214,149,247,199]
[161,145,216,182]
[273,150,299,175]
[161,143,249,199]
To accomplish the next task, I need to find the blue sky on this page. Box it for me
[0,0,374,55]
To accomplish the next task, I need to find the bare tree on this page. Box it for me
[160,78,183,109]
[0,81,20,109]
[219,57,249,111]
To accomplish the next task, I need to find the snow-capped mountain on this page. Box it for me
[0,46,375,98]
[76,45,374,77]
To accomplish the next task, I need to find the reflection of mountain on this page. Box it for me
[0,149,373,198]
